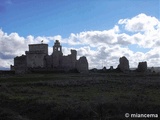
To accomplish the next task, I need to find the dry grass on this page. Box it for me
[0,72,160,120]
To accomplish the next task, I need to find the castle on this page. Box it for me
[12,40,88,73]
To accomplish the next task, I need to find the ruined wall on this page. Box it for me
[26,52,46,68]
[137,61,147,72]
[14,55,27,74]
[61,55,72,70]
[76,56,88,73]
[45,55,53,68]
[52,52,63,68]
[117,56,130,72]
[13,40,89,73]
[60,50,77,70]
[70,50,77,68]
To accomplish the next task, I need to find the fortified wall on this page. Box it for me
[12,40,88,74]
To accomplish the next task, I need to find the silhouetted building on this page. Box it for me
[137,61,147,72]
[12,40,88,74]
[117,56,130,72]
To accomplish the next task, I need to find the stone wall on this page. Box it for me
[13,40,88,73]
[25,44,48,68]
[26,52,47,68]
[61,55,72,70]
[29,44,48,54]
[70,50,77,68]
[117,56,130,72]
[137,61,147,72]
[76,56,88,73]
[52,49,77,71]
[45,55,53,68]
[14,55,27,74]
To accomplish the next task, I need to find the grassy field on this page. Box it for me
[0,72,160,120]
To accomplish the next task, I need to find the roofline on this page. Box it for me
[29,44,48,46]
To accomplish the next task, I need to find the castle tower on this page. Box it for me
[71,50,77,61]
[70,49,77,68]
[52,40,63,68]
[26,44,48,68]
[53,40,62,53]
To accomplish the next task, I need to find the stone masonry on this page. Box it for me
[12,40,88,73]
[117,56,130,72]
[137,61,147,72]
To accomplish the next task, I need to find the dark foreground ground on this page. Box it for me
[0,72,160,120]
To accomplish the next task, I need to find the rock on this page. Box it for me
[117,56,129,72]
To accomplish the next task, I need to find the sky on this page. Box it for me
[0,0,160,69]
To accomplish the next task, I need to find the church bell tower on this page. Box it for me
[53,40,62,53]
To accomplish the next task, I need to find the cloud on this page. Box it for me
[145,48,160,59]
[0,52,14,59]
[118,14,160,48]
[67,25,123,47]
[47,35,67,44]
[0,58,13,68]
[118,13,159,32]
[0,29,51,69]
[0,13,160,69]
[0,31,27,56]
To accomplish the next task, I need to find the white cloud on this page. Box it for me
[0,31,26,56]
[0,29,51,69]
[0,58,13,68]
[67,27,119,47]
[145,48,160,58]
[48,47,53,55]
[0,13,160,69]
[118,13,159,32]
[62,47,71,56]
[47,35,67,44]
[119,14,160,48]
